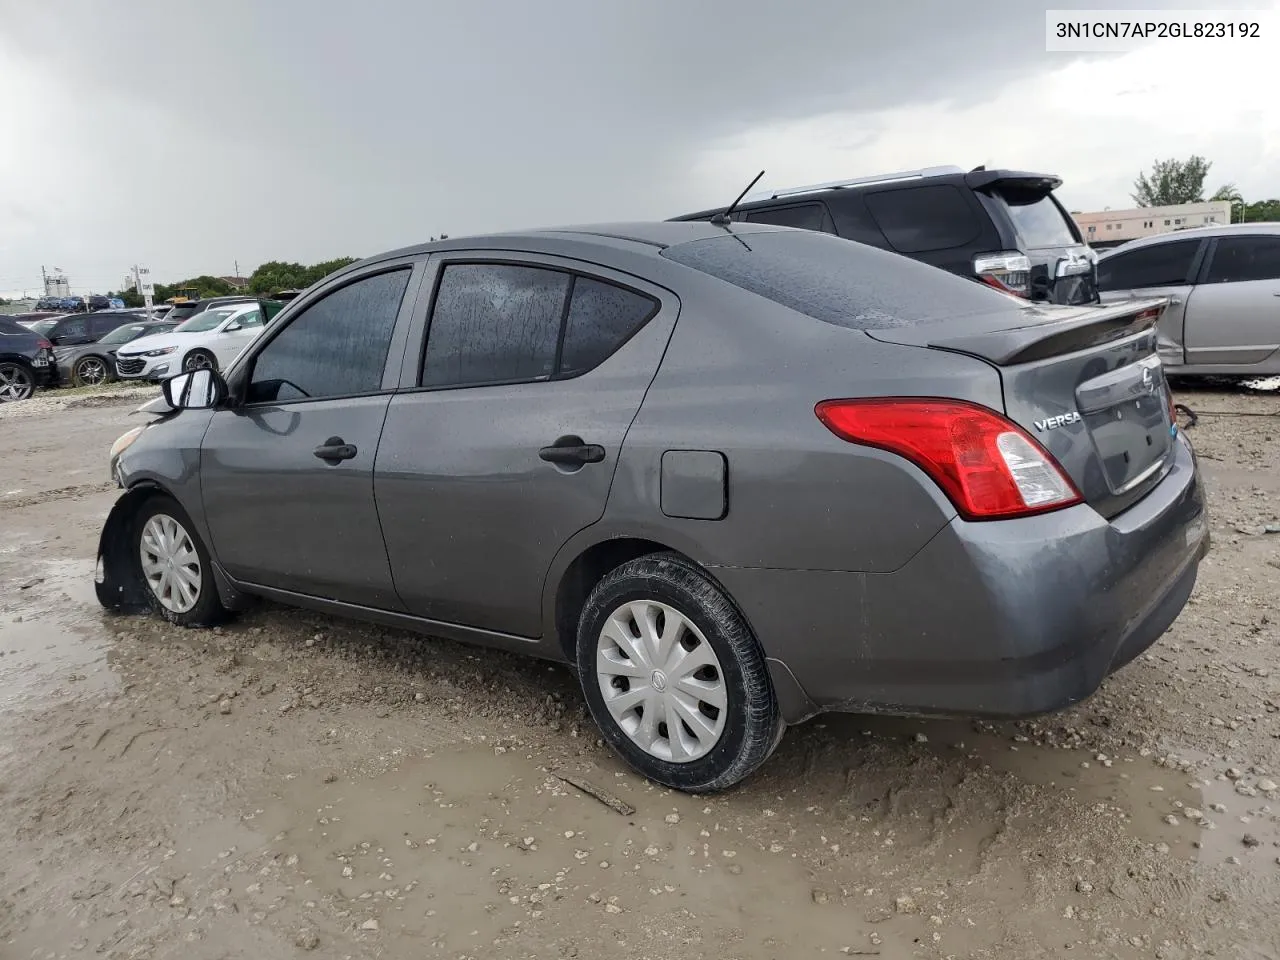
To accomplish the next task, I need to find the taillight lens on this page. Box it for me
[815,398,1083,521]
[36,338,52,350]
[973,252,1031,298]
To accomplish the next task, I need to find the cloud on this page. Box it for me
[0,0,1270,296]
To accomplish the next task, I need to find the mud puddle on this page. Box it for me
[0,558,115,711]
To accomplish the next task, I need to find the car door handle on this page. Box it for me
[539,437,605,466]
[313,436,357,463]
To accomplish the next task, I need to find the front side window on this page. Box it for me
[53,317,87,339]
[247,268,411,404]
[1096,240,1200,291]
[1204,235,1280,284]
[232,308,264,328]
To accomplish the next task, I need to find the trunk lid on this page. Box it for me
[868,298,1176,518]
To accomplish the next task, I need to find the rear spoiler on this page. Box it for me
[964,169,1062,193]
[924,297,1169,366]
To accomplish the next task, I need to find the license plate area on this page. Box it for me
[1077,355,1173,494]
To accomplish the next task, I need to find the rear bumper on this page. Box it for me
[714,432,1208,723]
[32,361,57,387]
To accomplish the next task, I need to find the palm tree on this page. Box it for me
[1210,184,1244,222]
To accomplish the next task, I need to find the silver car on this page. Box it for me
[1098,222,1280,377]
[95,222,1209,791]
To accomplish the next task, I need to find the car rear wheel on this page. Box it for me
[72,355,111,387]
[576,552,783,792]
[0,361,36,402]
[183,350,217,373]
[133,495,229,627]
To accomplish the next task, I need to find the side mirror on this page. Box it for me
[225,322,242,332]
[162,368,228,410]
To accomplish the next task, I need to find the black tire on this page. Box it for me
[132,494,230,627]
[576,552,783,792]
[183,350,218,373]
[0,360,36,402]
[71,354,112,388]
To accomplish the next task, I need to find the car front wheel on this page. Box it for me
[183,350,217,373]
[0,361,36,402]
[72,355,111,387]
[576,552,783,792]
[133,495,229,627]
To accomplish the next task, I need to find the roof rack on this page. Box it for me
[742,165,967,203]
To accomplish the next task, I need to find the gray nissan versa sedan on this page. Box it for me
[95,221,1209,791]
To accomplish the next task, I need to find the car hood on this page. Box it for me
[115,330,202,357]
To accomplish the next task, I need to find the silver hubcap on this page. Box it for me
[77,358,107,384]
[596,600,728,763]
[0,364,34,402]
[139,514,202,613]
[185,353,213,371]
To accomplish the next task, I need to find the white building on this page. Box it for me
[1072,201,1232,249]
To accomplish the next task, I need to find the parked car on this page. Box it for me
[1097,223,1280,377]
[671,165,1099,305]
[113,302,268,380]
[53,319,179,386]
[9,311,64,329]
[95,222,1208,792]
[163,296,283,326]
[36,296,64,311]
[42,311,143,349]
[0,315,56,401]
[24,316,68,338]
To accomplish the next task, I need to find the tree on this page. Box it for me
[248,257,359,295]
[1242,198,1280,223]
[1131,156,1214,206]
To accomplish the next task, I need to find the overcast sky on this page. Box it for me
[1,0,1276,297]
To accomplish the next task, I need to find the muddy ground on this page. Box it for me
[1,384,1278,960]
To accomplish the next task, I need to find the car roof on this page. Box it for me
[1100,221,1280,257]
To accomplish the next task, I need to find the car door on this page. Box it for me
[375,255,677,637]
[212,307,264,367]
[199,264,422,608]
[1097,238,1205,367]
[1181,233,1280,366]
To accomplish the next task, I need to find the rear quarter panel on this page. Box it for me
[567,271,1006,577]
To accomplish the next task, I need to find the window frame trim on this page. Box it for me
[407,254,662,394]
[230,259,425,410]
[1198,233,1280,286]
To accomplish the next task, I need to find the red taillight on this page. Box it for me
[36,338,52,350]
[815,398,1083,521]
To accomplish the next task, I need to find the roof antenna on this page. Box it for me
[710,170,765,225]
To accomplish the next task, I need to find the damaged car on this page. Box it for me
[96,222,1209,791]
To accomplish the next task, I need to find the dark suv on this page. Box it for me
[671,165,1099,306]
[0,316,56,401]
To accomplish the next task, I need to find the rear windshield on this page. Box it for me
[0,318,29,336]
[659,229,1022,330]
[995,190,1078,248]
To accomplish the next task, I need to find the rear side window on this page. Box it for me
[661,229,1020,331]
[0,318,28,336]
[559,278,657,376]
[1097,240,1200,291]
[247,268,411,404]
[1204,235,1280,284]
[422,263,659,388]
[863,184,981,253]
[742,203,832,233]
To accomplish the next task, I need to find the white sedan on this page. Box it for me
[114,303,267,381]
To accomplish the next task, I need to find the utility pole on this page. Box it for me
[41,265,48,296]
